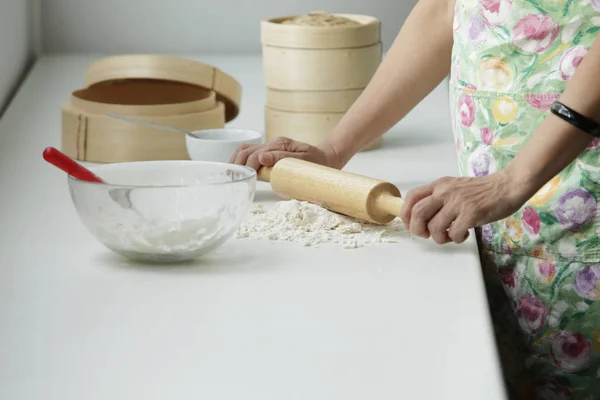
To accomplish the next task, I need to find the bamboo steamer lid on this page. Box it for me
[61,55,242,163]
[70,79,217,116]
[261,12,380,49]
[84,54,242,121]
[265,106,381,152]
[266,88,362,113]
[61,78,226,163]
[262,43,381,91]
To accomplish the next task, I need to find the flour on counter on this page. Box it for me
[235,200,407,248]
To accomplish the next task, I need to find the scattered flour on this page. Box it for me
[235,200,407,249]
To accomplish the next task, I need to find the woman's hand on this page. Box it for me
[399,171,529,244]
[229,137,341,170]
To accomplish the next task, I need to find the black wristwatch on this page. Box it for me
[550,101,600,138]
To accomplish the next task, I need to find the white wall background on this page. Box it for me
[0,0,419,113]
[41,0,418,54]
[0,0,37,114]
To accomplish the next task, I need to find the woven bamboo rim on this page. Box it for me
[264,106,381,152]
[62,102,225,163]
[261,13,380,49]
[84,54,241,121]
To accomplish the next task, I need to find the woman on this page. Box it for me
[231,1,600,398]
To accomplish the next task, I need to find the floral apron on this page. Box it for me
[450,1,600,399]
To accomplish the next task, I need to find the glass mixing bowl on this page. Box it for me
[68,160,256,263]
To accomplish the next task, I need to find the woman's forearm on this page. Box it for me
[320,0,455,168]
[503,36,600,202]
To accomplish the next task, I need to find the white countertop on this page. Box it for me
[0,55,507,400]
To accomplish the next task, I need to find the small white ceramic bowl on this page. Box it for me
[186,128,263,163]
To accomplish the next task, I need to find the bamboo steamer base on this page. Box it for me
[60,74,228,163]
[266,88,362,113]
[62,102,225,163]
[265,106,381,152]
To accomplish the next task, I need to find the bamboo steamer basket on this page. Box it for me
[261,12,381,91]
[264,106,381,152]
[262,12,382,151]
[62,94,225,163]
[266,87,363,113]
[262,43,381,91]
[61,55,241,163]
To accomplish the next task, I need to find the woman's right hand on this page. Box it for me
[229,137,341,171]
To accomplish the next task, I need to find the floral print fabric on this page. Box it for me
[450,0,600,399]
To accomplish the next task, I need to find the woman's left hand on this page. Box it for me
[399,171,528,244]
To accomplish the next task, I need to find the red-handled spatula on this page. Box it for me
[43,147,138,213]
[43,147,104,183]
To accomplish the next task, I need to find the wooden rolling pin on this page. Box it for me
[257,158,403,224]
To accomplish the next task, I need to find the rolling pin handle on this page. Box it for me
[374,194,404,219]
[257,167,272,182]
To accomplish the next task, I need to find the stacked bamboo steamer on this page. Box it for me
[261,11,382,151]
[61,55,242,163]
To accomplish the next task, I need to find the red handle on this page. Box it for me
[43,147,104,183]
